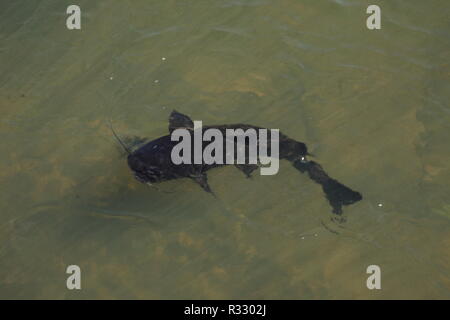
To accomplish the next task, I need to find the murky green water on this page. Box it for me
[1,0,449,299]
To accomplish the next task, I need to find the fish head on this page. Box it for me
[127,152,164,185]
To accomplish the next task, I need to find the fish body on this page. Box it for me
[126,111,362,214]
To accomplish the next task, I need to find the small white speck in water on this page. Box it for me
[301,237,305,240]
[162,57,166,61]
[109,76,114,80]
[378,203,383,207]
[154,79,159,83]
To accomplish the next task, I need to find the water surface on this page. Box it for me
[0,0,449,299]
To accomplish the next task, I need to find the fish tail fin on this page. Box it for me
[292,159,362,215]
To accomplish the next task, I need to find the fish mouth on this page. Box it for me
[134,172,149,184]
[133,170,161,185]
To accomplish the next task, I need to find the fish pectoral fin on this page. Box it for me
[169,110,194,133]
[191,173,215,197]
[235,164,259,178]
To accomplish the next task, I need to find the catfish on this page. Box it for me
[117,111,362,214]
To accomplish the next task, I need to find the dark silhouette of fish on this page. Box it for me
[292,160,362,214]
[117,111,362,215]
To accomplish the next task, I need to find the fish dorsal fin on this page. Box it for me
[169,110,194,133]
